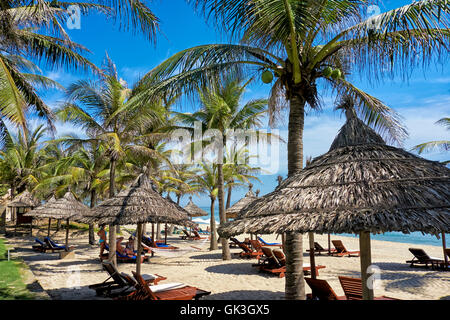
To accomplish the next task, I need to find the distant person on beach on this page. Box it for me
[97,225,108,256]
[116,237,129,256]
[126,236,136,255]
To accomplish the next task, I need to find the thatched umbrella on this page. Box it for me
[80,174,193,275]
[184,196,208,218]
[7,190,40,236]
[25,192,90,250]
[219,108,450,300]
[225,185,257,220]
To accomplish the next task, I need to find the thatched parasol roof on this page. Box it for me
[225,185,258,219]
[184,197,208,217]
[7,190,40,208]
[80,174,194,227]
[219,109,450,238]
[24,192,90,220]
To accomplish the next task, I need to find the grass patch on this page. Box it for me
[0,238,35,300]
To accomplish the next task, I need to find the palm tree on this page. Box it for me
[0,124,48,196]
[134,0,448,299]
[223,147,261,209]
[172,76,268,260]
[56,54,167,264]
[0,0,160,142]
[412,117,449,164]
[196,163,219,250]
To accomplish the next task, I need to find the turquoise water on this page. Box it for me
[200,207,448,248]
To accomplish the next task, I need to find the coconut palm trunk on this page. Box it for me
[108,158,117,266]
[285,91,305,300]
[89,189,97,245]
[226,186,232,209]
[217,163,231,259]
[209,196,218,250]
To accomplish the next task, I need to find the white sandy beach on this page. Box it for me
[5,226,450,300]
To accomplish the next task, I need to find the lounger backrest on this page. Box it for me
[408,248,431,262]
[230,237,240,245]
[183,229,192,237]
[250,240,262,252]
[35,238,45,246]
[314,242,325,251]
[332,240,346,252]
[261,247,280,266]
[305,278,339,300]
[338,276,362,300]
[240,242,253,253]
[257,237,267,244]
[272,249,286,266]
[193,230,202,238]
[102,261,127,286]
[44,237,59,249]
[132,271,158,300]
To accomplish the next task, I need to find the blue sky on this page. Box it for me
[29,0,450,207]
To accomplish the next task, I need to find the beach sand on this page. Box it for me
[5,226,450,300]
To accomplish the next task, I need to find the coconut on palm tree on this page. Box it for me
[133,0,448,299]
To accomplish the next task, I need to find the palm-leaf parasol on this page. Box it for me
[219,108,450,299]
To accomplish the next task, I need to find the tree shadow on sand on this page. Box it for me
[205,263,277,277]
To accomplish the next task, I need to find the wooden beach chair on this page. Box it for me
[192,230,209,240]
[257,236,283,248]
[253,247,286,278]
[44,237,73,252]
[255,248,325,278]
[142,235,178,250]
[180,229,197,240]
[89,261,166,298]
[118,271,211,300]
[231,238,263,259]
[331,240,360,257]
[99,244,149,263]
[306,242,337,255]
[406,248,444,269]
[32,238,52,253]
[338,276,399,300]
[305,278,346,300]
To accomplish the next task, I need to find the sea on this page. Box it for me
[198,207,448,248]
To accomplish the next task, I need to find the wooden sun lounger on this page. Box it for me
[89,261,166,298]
[306,242,337,255]
[406,248,444,269]
[305,277,346,300]
[256,248,325,278]
[180,229,198,240]
[99,244,149,263]
[44,237,74,252]
[118,271,211,300]
[230,238,263,259]
[32,238,52,253]
[338,276,400,300]
[331,240,360,257]
[193,230,209,240]
[142,236,178,250]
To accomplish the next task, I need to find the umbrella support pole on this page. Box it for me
[308,232,316,280]
[136,223,143,276]
[47,218,52,237]
[443,233,448,270]
[65,219,70,250]
[359,231,374,300]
